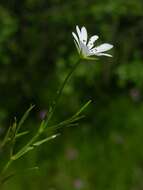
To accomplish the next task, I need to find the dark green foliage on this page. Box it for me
[0,0,143,189]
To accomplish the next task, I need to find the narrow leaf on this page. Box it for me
[0,121,17,148]
[16,105,35,133]
[74,100,92,117]
[48,115,85,131]
[38,120,46,134]
[12,146,34,160]
[33,134,59,147]
[15,131,29,138]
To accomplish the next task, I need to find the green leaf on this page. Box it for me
[74,100,92,117]
[0,121,17,148]
[48,115,84,131]
[15,131,29,138]
[38,120,46,134]
[16,105,35,133]
[12,134,59,160]
[33,134,59,147]
[12,146,34,160]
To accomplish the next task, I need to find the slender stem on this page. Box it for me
[11,132,39,161]
[45,58,81,126]
[0,159,13,178]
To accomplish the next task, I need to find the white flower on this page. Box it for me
[72,25,113,59]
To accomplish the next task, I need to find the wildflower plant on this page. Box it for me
[0,25,113,186]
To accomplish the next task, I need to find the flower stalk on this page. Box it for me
[44,57,81,127]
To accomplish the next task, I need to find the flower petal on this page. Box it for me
[87,35,99,49]
[76,25,81,40]
[74,40,80,53]
[81,26,88,45]
[95,53,112,57]
[72,32,80,49]
[93,43,113,53]
[80,41,90,57]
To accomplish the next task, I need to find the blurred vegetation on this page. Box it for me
[0,0,143,189]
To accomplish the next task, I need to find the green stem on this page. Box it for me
[11,132,39,161]
[45,58,81,127]
[0,159,13,177]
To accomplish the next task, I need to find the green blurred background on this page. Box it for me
[0,0,143,189]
